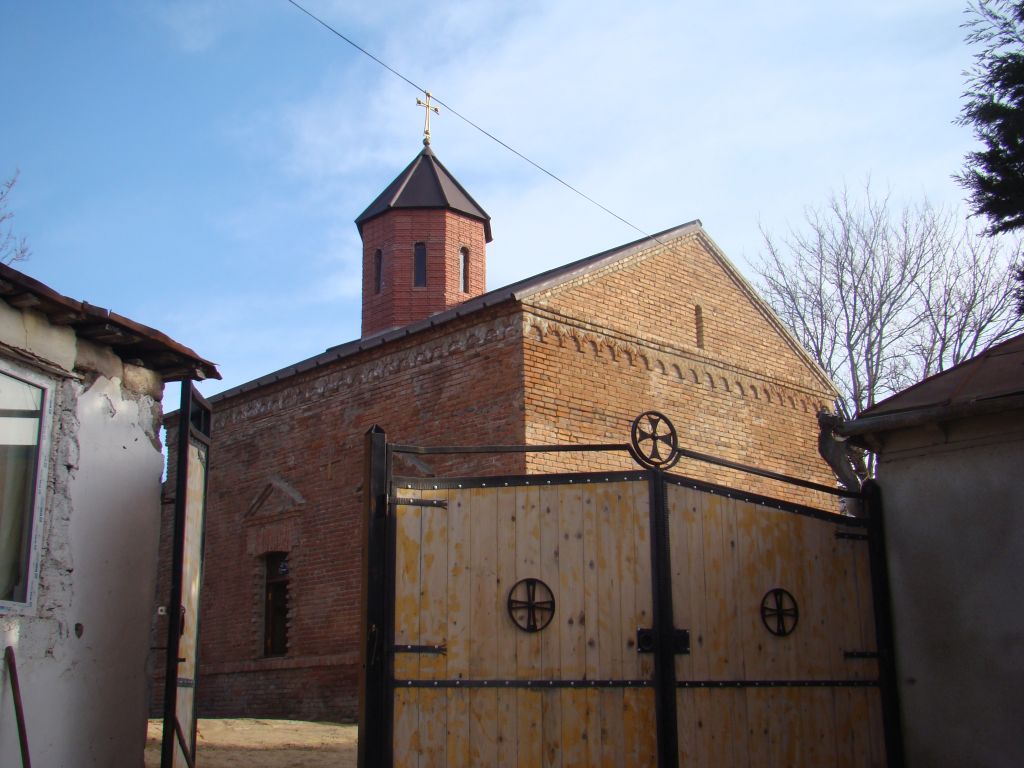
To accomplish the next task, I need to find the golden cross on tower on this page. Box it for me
[416,91,440,145]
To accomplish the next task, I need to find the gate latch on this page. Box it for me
[636,628,690,655]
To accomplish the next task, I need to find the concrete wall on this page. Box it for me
[0,304,165,768]
[874,411,1024,768]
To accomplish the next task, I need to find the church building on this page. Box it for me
[156,142,839,721]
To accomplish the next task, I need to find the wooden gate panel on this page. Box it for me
[392,480,655,766]
[665,481,885,767]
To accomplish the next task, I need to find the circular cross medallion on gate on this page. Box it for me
[629,411,680,470]
[507,578,555,633]
[760,588,799,637]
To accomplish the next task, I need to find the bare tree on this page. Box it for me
[756,185,1023,422]
[1,172,30,265]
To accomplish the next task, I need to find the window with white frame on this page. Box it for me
[0,362,52,608]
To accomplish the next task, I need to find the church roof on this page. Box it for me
[355,145,493,242]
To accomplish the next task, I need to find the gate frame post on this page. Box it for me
[863,479,906,768]
[358,426,392,768]
[648,469,680,768]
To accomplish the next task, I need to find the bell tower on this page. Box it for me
[356,143,492,338]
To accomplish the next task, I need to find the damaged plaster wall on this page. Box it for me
[1,305,165,768]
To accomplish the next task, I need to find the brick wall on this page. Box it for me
[154,308,525,721]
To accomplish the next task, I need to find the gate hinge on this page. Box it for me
[392,497,449,509]
[637,628,690,655]
[843,650,880,659]
[395,643,447,655]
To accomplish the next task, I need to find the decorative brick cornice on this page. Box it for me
[215,312,522,426]
[522,310,831,414]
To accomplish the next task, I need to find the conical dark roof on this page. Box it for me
[355,145,492,242]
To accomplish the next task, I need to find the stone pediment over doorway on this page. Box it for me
[243,475,304,555]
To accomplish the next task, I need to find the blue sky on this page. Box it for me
[3,1,978,399]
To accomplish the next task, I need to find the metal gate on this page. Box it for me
[359,413,902,767]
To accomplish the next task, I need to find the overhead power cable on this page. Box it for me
[284,0,667,248]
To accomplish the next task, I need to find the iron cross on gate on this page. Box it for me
[416,91,440,145]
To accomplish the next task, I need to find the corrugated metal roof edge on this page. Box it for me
[840,391,1024,439]
[209,221,703,403]
[855,332,1024,420]
[0,262,220,382]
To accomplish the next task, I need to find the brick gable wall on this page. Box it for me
[528,231,831,393]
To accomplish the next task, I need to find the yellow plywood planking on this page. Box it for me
[495,488,519,768]
[446,689,471,767]
[418,688,447,766]
[447,489,472,680]
[717,505,753,767]
[667,483,694,683]
[541,690,563,768]
[419,487,448,683]
[515,486,542,680]
[538,486,563,768]
[831,688,858,768]
[677,690,698,768]
[469,688,499,766]
[816,521,849,681]
[538,484,562,679]
[699,492,729,677]
[394,500,422,681]
[616,482,640,679]
[853,541,878,679]
[445,490,472,762]
[623,688,657,764]
[695,688,731,768]
[830,534,878,682]
[514,486,544,768]
[469,487,499,680]
[791,514,832,680]
[558,691,588,766]
[756,505,794,680]
[557,484,586,679]
[595,482,624,680]
[683,488,709,680]
[582,486,601,680]
[598,689,625,767]
[630,480,654,682]
[496,487,518,679]
[516,689,543,768]
[494,690,519,768]
[798,687,838,768]
[743,688,771,768]
[734,499,770,683]
[393,687,419,768]
[836,686,886,768]
[581,689,602,766]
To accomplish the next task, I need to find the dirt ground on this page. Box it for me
[144,719,358,768]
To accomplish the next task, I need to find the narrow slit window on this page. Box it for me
[264,552,289,656]
[413,242,427,287]
[695,305,705,349]
[460,247,470,293]
[373,249,382,294]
